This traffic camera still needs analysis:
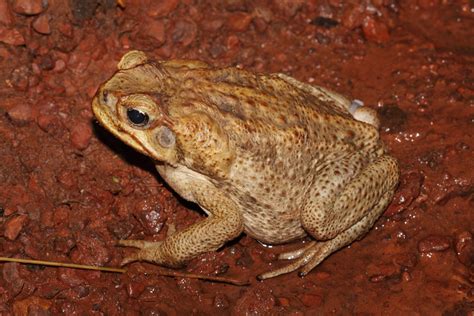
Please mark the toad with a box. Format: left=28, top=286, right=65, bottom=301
left=92, top=50, right=399, bottom=279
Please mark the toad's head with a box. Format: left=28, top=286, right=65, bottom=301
left=92, top=50, right=182, bottom=165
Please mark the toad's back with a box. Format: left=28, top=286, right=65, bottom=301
left=169, top=66, right=380, bottom=153
left=165, top=66, right=383, bottom=243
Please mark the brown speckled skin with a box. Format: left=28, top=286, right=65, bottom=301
left=92, top=51, right=399, bottom=279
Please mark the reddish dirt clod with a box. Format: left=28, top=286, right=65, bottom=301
left=227, top=12, right=253, bottom=32
left=0, top=0, right=14, bottom=25
left=69, top=121, right=92, bottom=150
left=7, top=103, right=34, bottom=123
left=32, top=14, right=51, bottom=35
left=4, top=215, right=29, bottom=240
left=362, top=16, right=390, bottom=43
left=0, top=27, right=25, bottom=46
left=11, top=0, right=45, bottom=16
left=418, top=235, right=451, bottom=253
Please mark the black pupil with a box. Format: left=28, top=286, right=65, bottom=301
left=127, top=108, right=149, bottom=126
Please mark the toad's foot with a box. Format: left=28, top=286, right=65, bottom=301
left=117, top=239, right=163, bottom=266
left=277, top=241, right=316, bottom=260
left=257, top=240, right=338, bottom=280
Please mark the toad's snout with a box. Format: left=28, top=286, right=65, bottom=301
left=92, top=89, right=119, bottom=122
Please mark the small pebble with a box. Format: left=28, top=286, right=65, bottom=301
left=4, top=214, right=28, bottom=240
left=0, top=26, right=25, bottom=46
left=362, top=16, right=390, bottom=43
left=58, top=268, right=85, bottom=287
left=2, top=262, right=24, bottom=294
left=28, top=74, right=39, bottom=88
left=401, top=271, right=412, bottom=282
left=32, top=14, right=51, bottom=35
left=39, top=208, right=53, bottom=228
left=454, top=231, right=474, bottom=267
left=38, top=57, right=53, bottom=73
left=227, top=12, right=253, bottom=32
left=313, top=271, right=331, bottom=281
left=53, top=59, right=66, bottom=72
left=135, top=201, right=165, bottom=235
left=31, top=62, right=42, bottom=74
left=277, top=296, right=290, bottom=307
left=209, top=41, right=225, bottom=59
left=36, top=113, right=56, bottom=132
left=51, top=206, right=69, bottom=227
left=57, top=21, right=73, bottom=38
left=56, top=170, right=77, bottom=188
left=455, top=231, right=473, bottom=253
left=393, top=252, right=418, bottom=268
left=146, top=19, right=166, bottom=46
left=67, top=52, right=91, bottom=75
left=341, top=4, right=365, bottom=29
left=253, top=17, right=267, bottom=32
left=148, top=0, right=179, bottom=18
left=418, top=235, right=451, bottom=253
left=172, top=19, right=197, bottom=47
left=202, top=18, right=224, bottom=32
left=70, top=121, right=92, bottom=150
left=15, top=301, right=50, bottom=316
left=0, top=0, right=13, bottom=25
left=275, top=0, right=305, bottom=17
left=7, top=103, right=33, bottom=123
left=384, top=170, right=423, bottom=217
left=300, top=293, right=323, bottom=307
left=11, top=0, right=45, bottom=15
left=226, top=35, right=240, bottom=50
left=10, top=65, right=31, bottom=91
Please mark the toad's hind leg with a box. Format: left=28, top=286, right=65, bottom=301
left=258, top=191, right=392, bottom=279
left=258, top=154, right=399, bottom=279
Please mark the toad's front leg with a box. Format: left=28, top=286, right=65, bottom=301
left=119, top=188, right=244, bottom=267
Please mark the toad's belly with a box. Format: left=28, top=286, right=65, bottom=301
left=241, top=211, right=307, bottom=244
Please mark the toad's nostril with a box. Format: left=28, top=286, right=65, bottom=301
left=102, top=90, right=109, bottom=104
left=100, top=90, right=118, bottom=108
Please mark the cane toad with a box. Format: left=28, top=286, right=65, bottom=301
left=92, top=50, right=399, bottom=279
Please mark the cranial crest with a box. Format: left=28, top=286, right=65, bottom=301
left=118, top=50, right=149, bottom=70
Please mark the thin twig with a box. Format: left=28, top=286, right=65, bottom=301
left=0, top=257, right=250, bottom=285
left=0, top=257, right=126, bottom=273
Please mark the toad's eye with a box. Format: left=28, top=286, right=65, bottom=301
left=127, top=108, right=149, bottom=126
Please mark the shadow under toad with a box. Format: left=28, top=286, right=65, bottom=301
left=92, top=121, right=204, bottom=216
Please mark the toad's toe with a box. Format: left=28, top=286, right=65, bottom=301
left=117, top=239, right=163, bottom=266
left=277, top=241, right=316, bottom=260
left=257, top=241, right=336, bottom=280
